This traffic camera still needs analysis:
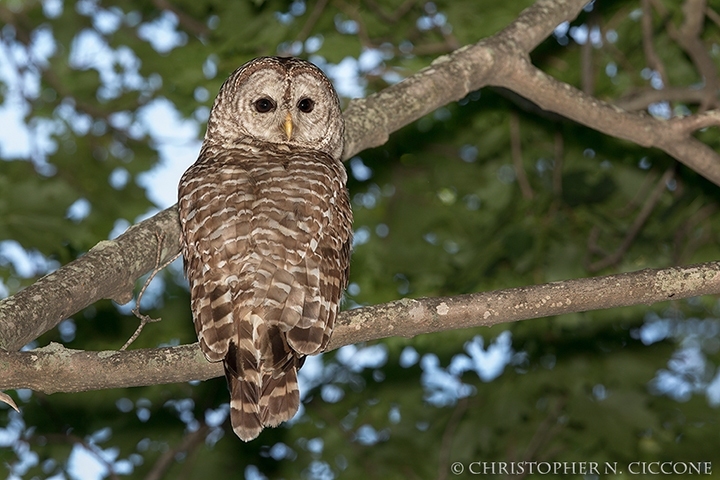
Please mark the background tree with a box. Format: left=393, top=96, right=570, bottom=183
left=1, top=0, right=720, bottom=478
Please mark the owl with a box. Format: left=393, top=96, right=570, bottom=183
left=177, top=56, right=352, bottom=441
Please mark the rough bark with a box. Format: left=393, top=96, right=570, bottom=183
left=0, top=208, right=181, bottom=351
left=3, top=261, right=720, bottom=393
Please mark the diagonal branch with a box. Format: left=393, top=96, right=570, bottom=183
left=669, top=0, right=719, bottom=112
left=587, top=168, right=674, bottom=272
left=144, top=423, right=211, bottom=480
left=0, top=207, right=181, bottom=351
left=3, top=260, right=720, bottom=394
left=641, top=0, right=669, bottom=87
left=496, top=54, right=720, bottom=185
left=341, top=0, right=589, bottom=157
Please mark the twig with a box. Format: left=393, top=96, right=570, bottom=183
left=641, top=0, right=669, bottom=87
left=580, top=10, right=598, bottom=95
left=437, top=397, right=469, bottom=480
left=615, top=86, right=710, bottom=111
left=497, top=54, right=720, bottom=186
left=296, top=0, right=329, bottom=42
left=509, top=112, right=534, bottom=200
left=510, top=397, right=566, bottom=480
left=363, top=0, right=416, bottom=24
left=144, top=424, right=210, bottom=480
left=668, top=0, right=719, bottom=112
left=552, top=129, right=563, bottom=197
left=151, top=0, right=210, bottom=37
left=334, top=0, right=455, bottom=56
left=587, top=168, right=674, bottom=272
left=673, top=203, right=717, bottom=264
left=0, top=205, right=182, bottom=352
left=707, top=6, right=720, bottom=28
left=586, top=226, right=608, bottom=257
left=672, top=109, right=720, bottom=135
left=121, top=232, right=180, bottom=351
left=616, top=170, right=659, bottom=217
left=333, top=0, right=375, bottom=49
left=521, top=398, right=565, bottom=462
left=313, top=396, right=379, bottom=475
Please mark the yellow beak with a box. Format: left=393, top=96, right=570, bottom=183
left=284, top=112, right=293, bottom=140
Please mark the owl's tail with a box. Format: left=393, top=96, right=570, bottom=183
left=225, top=358, right=263, bottom=442
left=224, top=342, right=301, bottom=442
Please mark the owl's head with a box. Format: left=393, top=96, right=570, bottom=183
left=205, top=56, right=345, bottom=160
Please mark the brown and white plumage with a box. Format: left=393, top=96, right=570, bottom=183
left=177, top=57, right=352, bottom=441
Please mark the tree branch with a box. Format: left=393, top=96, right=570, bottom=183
left=144, top=423, right=211, bottom=480
left=342, top=0, right=589, bottom=157
left=641, top=0, right=669, bottom=87
left=669, top=0, right=719, bottom=112
left=0, top=207, right=181, bottom=351
left=615, top=86, right=711, bottom=111
left=496, top=55, right=720, bottom=185
left=3, top=261, right=720, bottom=394
left=587, top=168, right=674, bottom=272
left=151, top=0, right=210, bottom=37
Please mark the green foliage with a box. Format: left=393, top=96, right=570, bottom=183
left=2, top=0, right=720, bottom=478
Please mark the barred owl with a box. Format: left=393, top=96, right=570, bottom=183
left=177, top=56, right=352, bottom=441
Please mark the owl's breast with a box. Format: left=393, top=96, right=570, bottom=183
left=243, top=157, right=337, bottom=257
left=179, top=148, right=346, bottom=276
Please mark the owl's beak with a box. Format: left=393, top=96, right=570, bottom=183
left=284, top=112, right=293, bottom=140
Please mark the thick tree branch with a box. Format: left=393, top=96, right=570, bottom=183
left=496, top=55, right=720, bottom=185
left=342, top=0, right=589, bottom=157
left=0, top=207, right=181, bottom=351
left=2, top=261, right=720, bottom=393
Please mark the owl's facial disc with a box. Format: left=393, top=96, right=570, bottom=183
left=210, top=57, right=343, bottom=159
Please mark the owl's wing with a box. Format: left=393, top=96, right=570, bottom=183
left=263, top=151, right=352, bottom=356
left=231, top=150, right=351, bottom=439
left=179, top=149, right=351, bottom=441
left=178, top=160, right=256, bottom=363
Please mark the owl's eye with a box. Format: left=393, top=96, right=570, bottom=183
left=254, top=98, right=276, bottom=113
left=297, top=98, right=315, bottom=113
